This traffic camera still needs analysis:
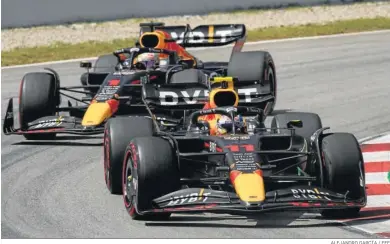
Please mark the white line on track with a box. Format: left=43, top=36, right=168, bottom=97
left=363, top=151, right=390, bottom=163
left=366, top=195, right=390, bottom=208
left=348, top=223, right=390, bottom=237
left=362, top=134, right=390, bottom=144
left=359, top=132, right=390, bottom=144
left=365, top=172, right=389, bottom=184
left=2, top=29, right=390, bottom=70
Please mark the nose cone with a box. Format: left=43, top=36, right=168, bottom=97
left=81, top=102, right=113, bottom=127
left=230, top=170, right=265, bottom=203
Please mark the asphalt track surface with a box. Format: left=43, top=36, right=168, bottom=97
left=2, top=31, right=390, bottom=238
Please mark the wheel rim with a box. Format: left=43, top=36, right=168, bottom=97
left=123, top=154, right=136, bottom=209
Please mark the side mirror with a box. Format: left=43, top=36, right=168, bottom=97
left=80, top=61, right=92, bottom=69
left=287, top=120, right=303, bottom=128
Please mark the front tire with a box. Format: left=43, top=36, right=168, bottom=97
left=103, top=117, right=155, bottom=194
left=123, top=137, right=180, bottom=220
left=19, top=72, right=58, bottom=140
left=320, top=133, right=366, bottom=218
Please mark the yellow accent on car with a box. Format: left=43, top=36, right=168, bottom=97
left=198, top=188, right=205, bottom=200
left=233, top=172, right=265, bottom=202
left=81, top=102, right=112, bottom=126
left=209, top=77, right=239, bottom=108
left=208, top=26, right=214, bottom=43
left=139, top=31, right=166, bottom=49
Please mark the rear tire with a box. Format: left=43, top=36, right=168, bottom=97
left=271, top=112, right=322, bottom=174
left=19, top=72, right=58, bottom=140
left=94, top=54, right=119, bottom=73
left=80, top=54, right=118, bottom=93
left=103, top=116, right=155, bottom=194
left=228, top=51, right=277, bottom=115
left=123, top=137, right=180, bottom=220
left=271, top=112, right=322, bottom=143
left=320, top=133, right=366, bottom=218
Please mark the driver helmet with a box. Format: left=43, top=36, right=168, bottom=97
left=216, top=114, right=247, bottom=135
left=134, top=52, right=160, bottom=69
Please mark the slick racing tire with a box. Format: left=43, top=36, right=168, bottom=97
left=103, top=116, right=154, bottom=194
left=19, top=72, right=58, bottom=140
left=271, top=112, right=322, bottom=144
left=320, top=133, right=366, bottom=218
left=93, top=54, right=119, bottom=73
left=271, top=112, right=322, bottom=174
left=80, top=54, right=118, bottom=93
left=123, top=136, right=180, bottom=220
left=227, top=51, right=276, bottom=115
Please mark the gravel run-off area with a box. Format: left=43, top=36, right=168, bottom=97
left=2, top=1, right=390, bottom=51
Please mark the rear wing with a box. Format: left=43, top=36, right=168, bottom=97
left=139, top=22, right=246, bottom=48
left=141, top=80, right=274, bottom=111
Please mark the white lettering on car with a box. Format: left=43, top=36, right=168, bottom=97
left=237, top=88, right=257, bottom=102
left=291, top=188, right=331, bottom=201
left=33, top=117, right=64, bottom=129
left=182, top=90, right=202, bottom=104
left=159, top=90, right=209, bottom=105
left=216, top=30, right=233, bottom=43
left=168, top=29, right=234, bottom=44
left=166, top=192, right=211, bottom=206
left=169, top=31, right=205, bottom=44
left=159, top=91, right=179, bottom=105
left=159, top=88, right=257, bottom=105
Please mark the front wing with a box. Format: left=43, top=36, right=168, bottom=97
left=137, top=186, right=366, bottom=216
left=3, top=98, right=104, bottom=136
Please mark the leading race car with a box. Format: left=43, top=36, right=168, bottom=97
left=3, top=22, right=277, bottom=140
left=104, top=76, right=367, bottom=220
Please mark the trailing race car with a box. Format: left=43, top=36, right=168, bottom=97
left=3, top=22, right=277, bottom=140
left=104, top=77, right=366, bottom=220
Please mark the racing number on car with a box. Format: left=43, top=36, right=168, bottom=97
left=224, top=144, right=254, bottom=152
